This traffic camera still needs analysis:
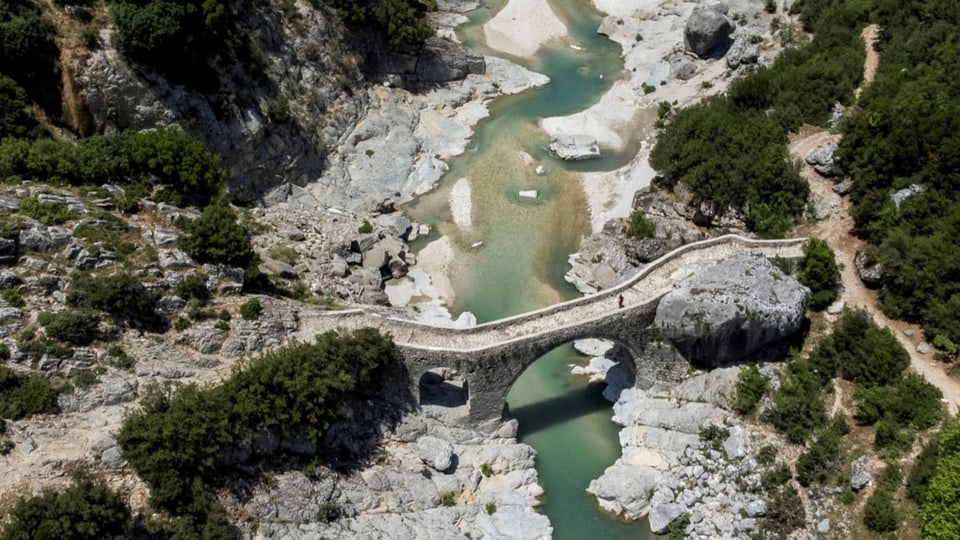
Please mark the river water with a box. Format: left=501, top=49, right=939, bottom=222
left=407, top=0, right=651, bottom=537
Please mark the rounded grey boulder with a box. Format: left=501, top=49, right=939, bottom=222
left=684, top=4, right=736, bottom=57
left=654, top=254, right=810, bottom=367
left=418, top=435, right=456, bottom=472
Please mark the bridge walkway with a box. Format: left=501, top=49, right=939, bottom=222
left=297, top=235, right=807, bottom=354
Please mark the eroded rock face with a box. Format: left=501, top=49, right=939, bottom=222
left=684, top=4, right=735, bottom=57
left=654, top=254, right=810, bottom=367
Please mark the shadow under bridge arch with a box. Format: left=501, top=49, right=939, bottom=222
left=461, top=304, right=659, bottom=425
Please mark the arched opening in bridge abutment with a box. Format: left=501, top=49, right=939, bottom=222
left=418, top=368, right=469, bottom=409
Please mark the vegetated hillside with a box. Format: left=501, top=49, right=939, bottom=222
left=649, top=0, right=868, bottom=237
left=836, top=0, right=960, bottom=349
left=2, top=0, right=443, bottom=203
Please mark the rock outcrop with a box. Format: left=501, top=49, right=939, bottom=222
left=684, top=4, right=735, bottom=57
left=548, top=134, right=601, bottom=160
left=588, top=367, right=779, bottom=538
left=726, top=37, right=759, bottom=69
left=654, top=254, right=810, bottom=367
left=855, top=251, right=883, bottom=287
left=805, top=142, right=839, bottom=176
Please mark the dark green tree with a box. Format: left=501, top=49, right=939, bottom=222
left=797, top=239, right=839, bottom=310
left=179, top=202, right=258, bottom=274
left=0, top=473, right=131, bottom=540
left=66, top=272, right=160, bottom=329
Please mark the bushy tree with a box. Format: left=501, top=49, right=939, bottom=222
left=921, top=416, right=960, bottom=538
left=179, top=202, right=258, bottom=274
left=809, top=310, right=909, bottom=387
left=38, top=309, right=101, bottom=346
left=733, top=364, right=768, bottom=415
left=110, top=0, right=234, bottom=86
left=0, top=473, right=131, bottom=540
left=67, top=272, right=160, bottom=329
left=797, top=239, right=839, bottom=310
left=0, top=76, right=43, bottom=139
left=863, top=488, right=898, bottom=532
left=768, top=357, right=826, bottom=444
left=0, top=366, right=61, bottom=419
left=625, top=210, right=656, bottom=239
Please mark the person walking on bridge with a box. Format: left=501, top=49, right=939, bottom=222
left=618, top=294, right=624, bottom=308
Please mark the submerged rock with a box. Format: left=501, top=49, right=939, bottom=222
left=548, top=135, right=601, bottom=160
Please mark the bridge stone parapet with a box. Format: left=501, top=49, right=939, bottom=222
left=297, top=235, right=807, bottom=424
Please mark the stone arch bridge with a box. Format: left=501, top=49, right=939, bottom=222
left=297, top=235, right=806, bottom=425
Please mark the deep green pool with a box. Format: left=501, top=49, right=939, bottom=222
left=407, top=0, right=651, bottom=537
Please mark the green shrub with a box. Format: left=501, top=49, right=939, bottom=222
left=480, top=463, right=493, bottom=477
left=37, top=309, right=101, bottom=345
left=757, top=445, right=777, bottom=466
left=485, top=502, right=497, bottom=515
left=666, top=513, right=690, bottom=540
left=809, top=310, right=909, bottom=387
left=71, top=368, right=101, bottom=390
left=173, top=316, right=191, bottom=331
left=0, top=365, right=63, bottom=419
left=107, top=345, right=135, bottom=370
left=79, top=25, right=98, bottom=49
left=18, top=196, right=75, bottom=225
left=863, top=488, right=898, bottom=532
left=761, top=462, right=792, bottom=492
left=763, top=486, right=805, bottom=536
left=768, top=356, right=826, bottom=444
left=333, top=0, right=434, bottom=49
left=67, top=272, right=160, bottom=329
left=908, top=437, right=940, bottom=504
left=625, top=210, right=656, bottom=239
left=174, top=273, right=211, bottom=303
left=179, top=202, right=258, bottom=274
left=439, top=492, right=455, bottom=506
left=855, top=372, right=942, bottom=429
left=795, top=426, right=842, bottom=486
left=240, top=298, right=262, bottom=320
left=1, top=288, right=24, bottom=308
left=0, top=472, right=131, bottom=540
left=72, top=224, right=136, bottom=262
left=733, top=364, right=768, bottom=415
left=358, top=220, right=373, bottom=234
left=0, top=76, right=44, bottom=140
left=797, top=239, right=840, bottom=310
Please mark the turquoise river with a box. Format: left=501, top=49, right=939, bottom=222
left=407, top=0, right=652, bottom=537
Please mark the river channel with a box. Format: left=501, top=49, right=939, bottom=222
left=407, top=0, right=651, bottom=537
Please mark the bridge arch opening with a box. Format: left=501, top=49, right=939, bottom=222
left=502, top=339, right=637, bottom=434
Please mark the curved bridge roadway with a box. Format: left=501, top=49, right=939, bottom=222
left=298, top=235, right=806, bottom=424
